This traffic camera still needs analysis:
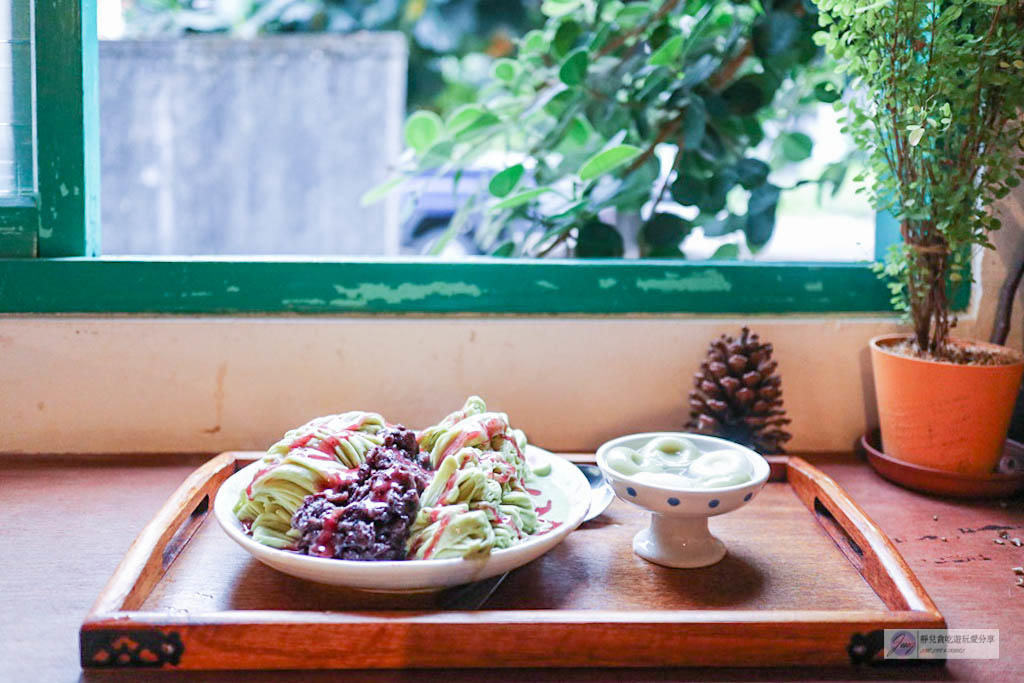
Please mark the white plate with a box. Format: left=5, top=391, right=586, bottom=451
left=213, top=445, right=590, bottom=591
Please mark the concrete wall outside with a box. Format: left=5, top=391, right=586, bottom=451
left=99, top=34, right=406, bottom=256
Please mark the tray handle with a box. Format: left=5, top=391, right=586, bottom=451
left=86, top=452, right=241, bottom=616
left=785, top=457, right=943, bottom=621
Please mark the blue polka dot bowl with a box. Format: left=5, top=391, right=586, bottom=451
left=596, top=432, right=770, bottom=569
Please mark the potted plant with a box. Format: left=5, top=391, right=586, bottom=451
left=817, top=0, right=1024, bottom=477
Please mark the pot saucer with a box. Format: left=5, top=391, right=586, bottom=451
left=860, top=429, right=1024, bottom=498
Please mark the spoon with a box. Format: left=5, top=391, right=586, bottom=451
left=577, top=463, right=614, bottom=522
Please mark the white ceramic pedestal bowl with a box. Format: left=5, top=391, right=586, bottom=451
left=596, top=432, right=771, bottom=569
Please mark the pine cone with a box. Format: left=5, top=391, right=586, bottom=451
left=686, top=327, right=792, bottom=454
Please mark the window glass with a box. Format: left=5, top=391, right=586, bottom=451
left=95, top=1, right=873, bottom=261
left=0, top=0, right=34, bottom=197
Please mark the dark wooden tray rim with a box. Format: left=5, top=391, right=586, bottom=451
left=80, top=452, right=945, bottom=670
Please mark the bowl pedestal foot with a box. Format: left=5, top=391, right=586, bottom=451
left=632, top=513, right=726, bottom=568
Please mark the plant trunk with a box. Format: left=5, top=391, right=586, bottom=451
left=905, top=220, right=951, bottom=356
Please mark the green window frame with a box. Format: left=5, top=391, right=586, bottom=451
left=0, top=0, right=964, bottom=315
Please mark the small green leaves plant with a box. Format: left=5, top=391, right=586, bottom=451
left=372, top=0, right=843, bottom=258
left=818, top=0, right=1024, bottom=356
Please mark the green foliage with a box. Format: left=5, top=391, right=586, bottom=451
left=375, top=0, right=843, bottom=258
left=125, top=0, right=542, bottom=110
left=818, top=0, right=1024, bottom=353
left=404, top=110, right=444, bottom=154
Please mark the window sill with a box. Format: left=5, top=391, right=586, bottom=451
left=0, top=256, right=917, bottom=314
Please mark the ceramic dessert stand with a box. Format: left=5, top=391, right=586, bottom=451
left=597, top=432, right=771, bottom=568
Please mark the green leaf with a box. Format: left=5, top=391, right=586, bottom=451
left=721, top=75, right=767, bottom=116
left=553, top=20, right=582, bottom=57
left=542, top=88, right=575, bottom=117
left=701, top=213, right=745, bottom=237
left=670, top=172, right=735, bottom=213
left=702, top=172, right=735, bottom=213
left=490, top=187, right=552, bottom=210
left=416, top=140, right=455, bottom=171
left=735, top=158, right=770, bottom=189
left=681, top=97, right=707, bottom=150
left=748, top=184, right=781, bottom=215
left=753, top=12, right=801, bottom=58
left=404, top=111, right=443, bottom=154
left=670, top=174, right=706, bottom=207
left=908, top=127, right=924, bottom=147
left=711, top=243, right=740, bottom=260
left=541, top=0, right=583, bottom=18
left=615, top=3, right=650, bottom=27
left=640, top=213, right=692, bottom=257
left=576, top=219, right=624, bottom=257
left=566, top=116, right=590, bottom=146
left=544, top=199, right=588, bottom=219
left=453, top=112, right=501, bottom=141
left=636, top=68, right=672, bottom=103
left=559, top=48, right=589, bottom=86
left=648, top=22, right=672, bottom=50
left=445, top=105, right=485, bottom=135
left=648, top=34, right=683, bottom=67
left=589, top=100, right=631, bottom=138
left=522, top=30, right=547, bottom=53
left=781, top=132, right=813, bottom=162
left=579, top=144, right=643, bottom=181
left=491, top=241, right=516, bottom=257
left=813, top=82, right=841, bottom=103
left=745, top=208, right=776, bottom=247
left=742, top=116, right=765, bottom=147
left=488, top=164, right=525, bottom=198
left=360, top=175, right=404, bottom=206
left=937, top=4, right=962, bottom=28
left=680, top=54, right=721, bottom=89
left=589, top=22, right=612, bottom=51
left=492, top=59, right=520, bottom=83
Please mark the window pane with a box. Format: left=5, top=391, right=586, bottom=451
left=98, top=34, right=405, bottom=255
left=0, top=0, right=34, bottom=197
left=96, top=3, right=874, bottom=261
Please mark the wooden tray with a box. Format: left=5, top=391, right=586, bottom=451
left=80, top=452, right=945, bottom=670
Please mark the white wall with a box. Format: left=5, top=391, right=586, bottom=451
left=2, top=238, right=1020, bottom=456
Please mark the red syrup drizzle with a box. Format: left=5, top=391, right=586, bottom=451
left=421, top=514, right=452, bottom=560
left=439, top=469, right=460, bottom=503
left=310, top=507, right=344, bottom=557
left=524, top=486, right=542, bottom=496
left=290, top=431, right=349, bottom=457
left=540, top=521, right=563, bottom=535
left=289, top=414, right=368, bottom=455
left=438, top=415, right=508, bottom=461
left=303, top=452, right=339, bottom=462
left=245, top=462, right=280, bottom=498
left=535, top=499, right=553, bottom=516
left=244, top=451, right=359, bottom=499
left=325, top=467, right=361, bottom=489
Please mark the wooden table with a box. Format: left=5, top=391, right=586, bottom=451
left=2, top=453, right=1021, bottom=682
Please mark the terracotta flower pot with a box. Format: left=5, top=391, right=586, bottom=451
left=869, top=334, right=1024, bottom=476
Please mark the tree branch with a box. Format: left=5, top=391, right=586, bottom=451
left=598, top=0, right=681, bottom=57
left=709, top=41, right=753, bottom=92
left=651, top=139, right=685, bottom=215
